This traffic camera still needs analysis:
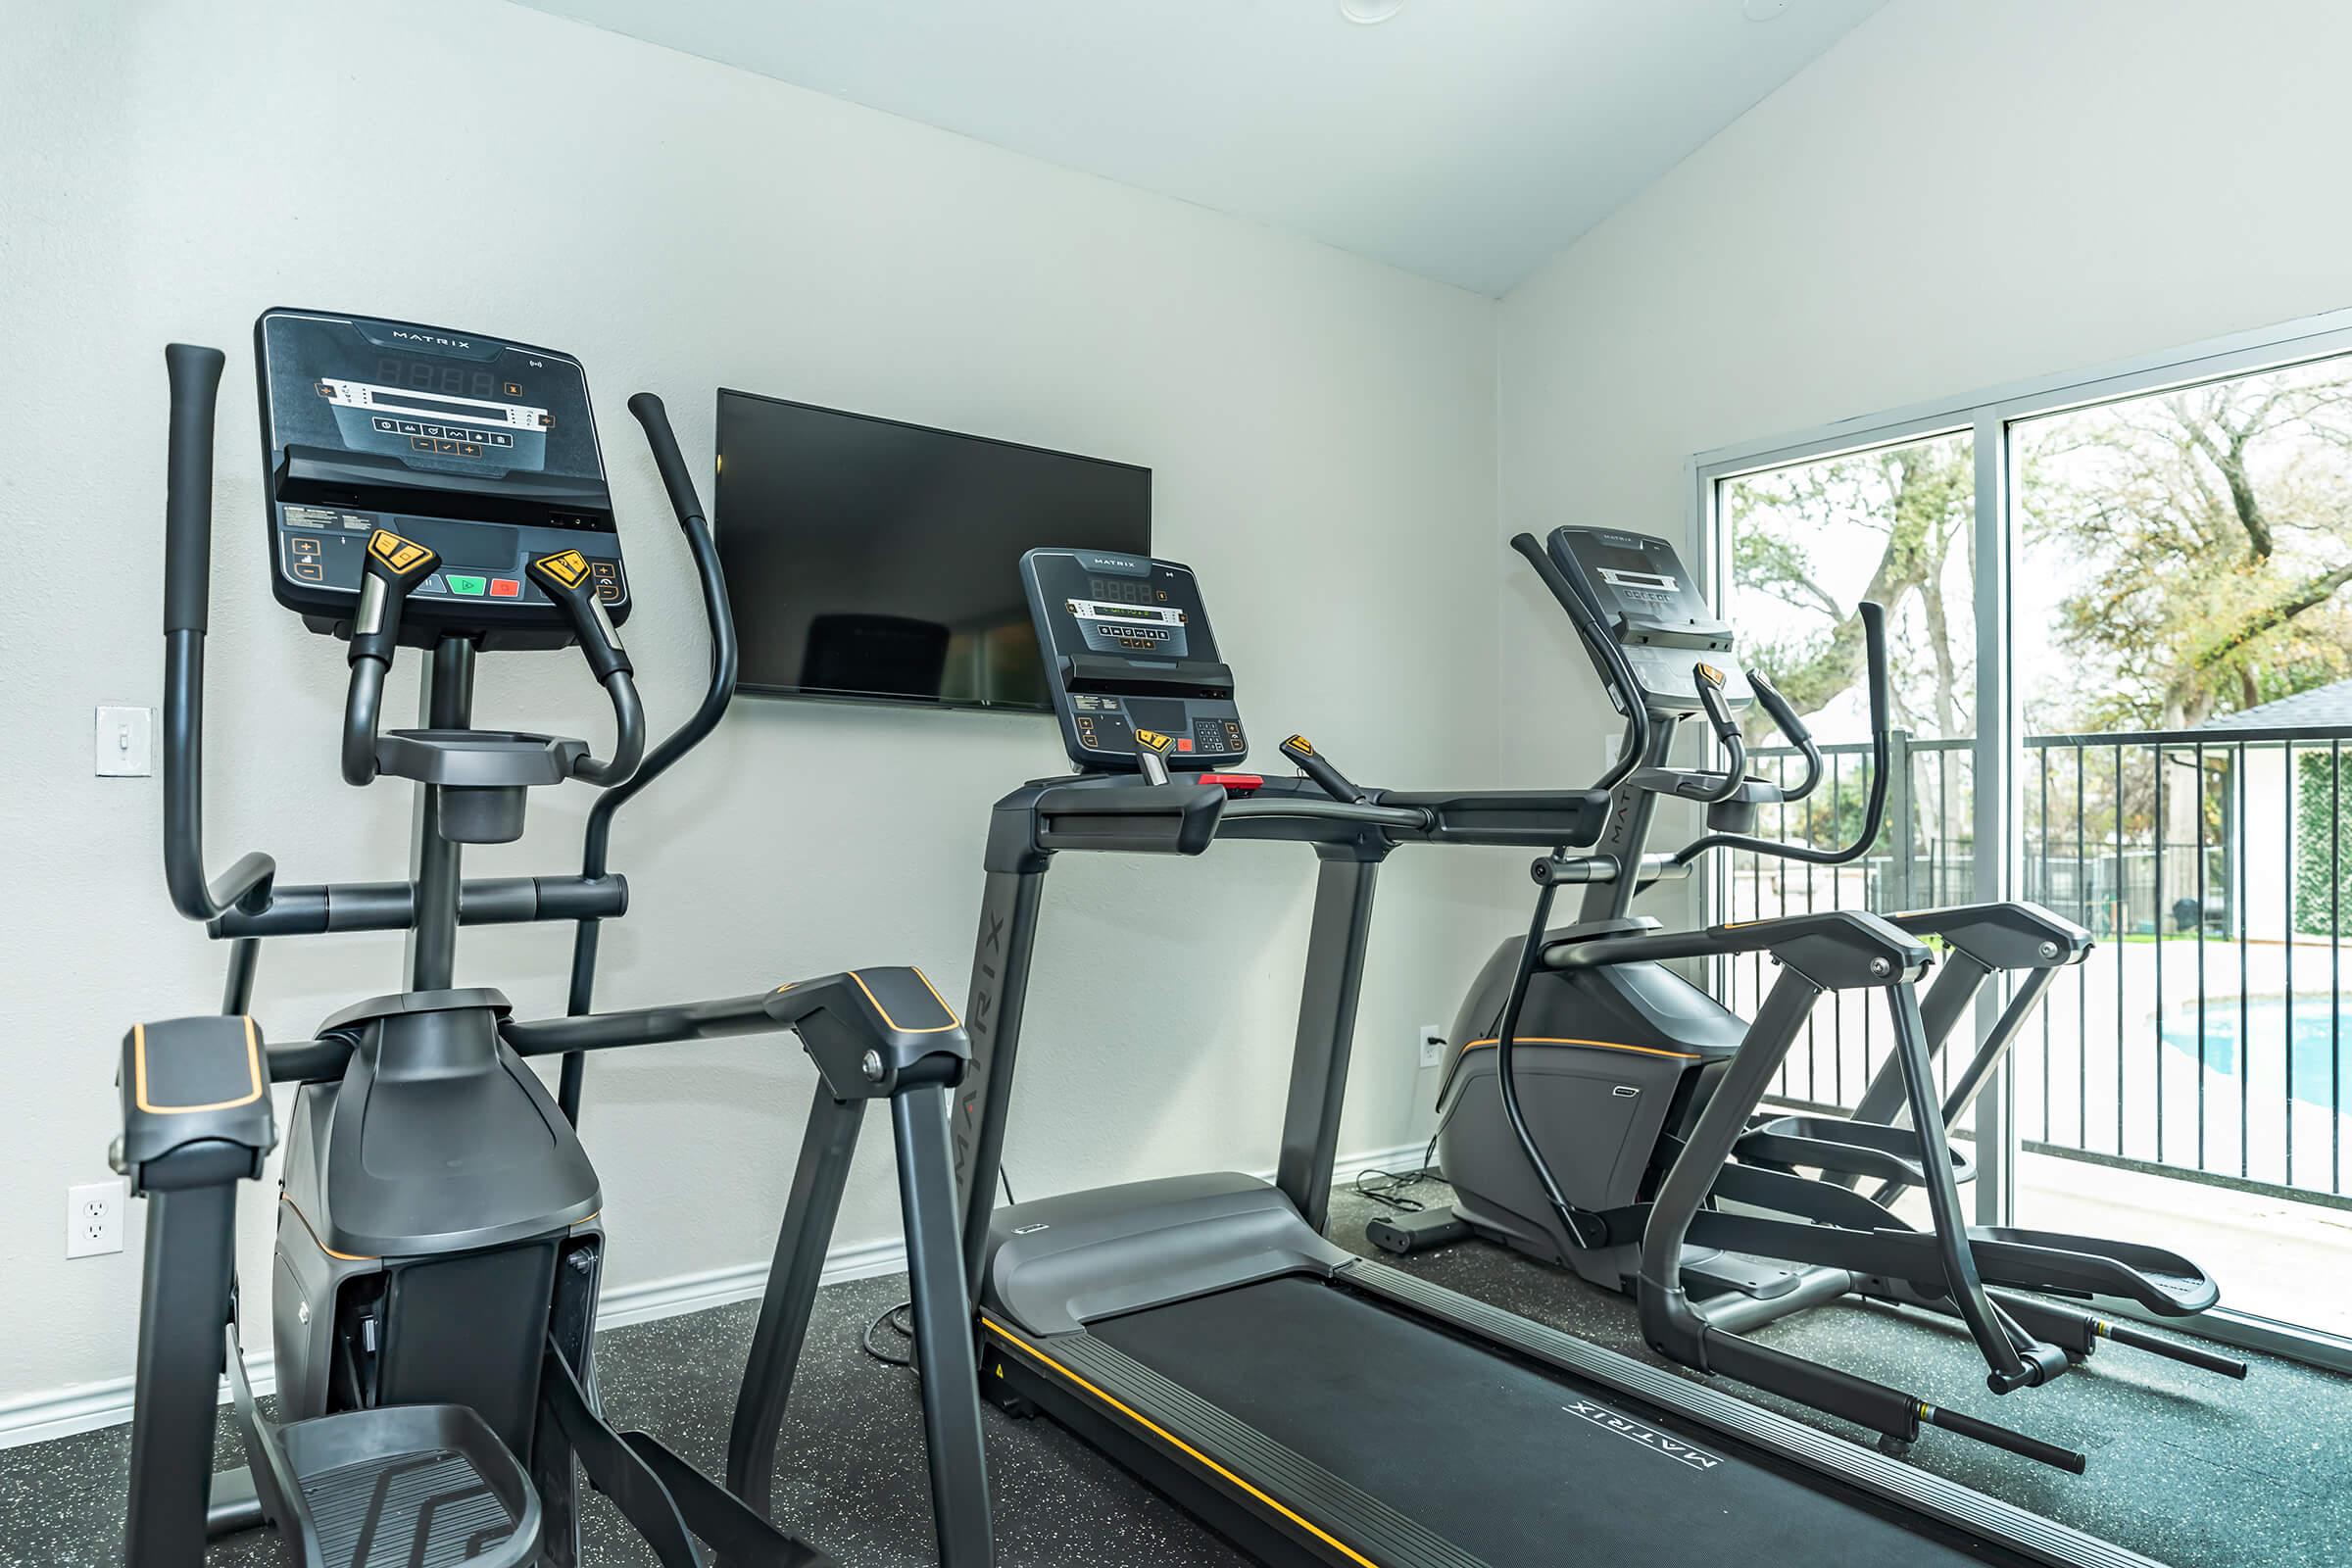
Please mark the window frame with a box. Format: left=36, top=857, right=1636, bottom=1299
left=1688, top=305, right=2352, bottom=1374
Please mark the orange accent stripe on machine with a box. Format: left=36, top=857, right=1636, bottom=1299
left=979, top=1316, right=1384, bottom=1568
left=849, top=968, right=963, bottom=1033
left=133, top=1017, right=266, bottom=1114
left=1457, top=1035, right=1701, bottom=1062
left=279, top=1197, right=378, bottom=1262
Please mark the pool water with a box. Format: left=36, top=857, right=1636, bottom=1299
left=2160, top=996, right=2352, bottom=1108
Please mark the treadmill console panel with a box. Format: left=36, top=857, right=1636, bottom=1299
left=1547, top=526, right=1748, bottom=713
left=1022, top=550, right=1246, bottom=771
left=257, top=309, right=628, bottom=649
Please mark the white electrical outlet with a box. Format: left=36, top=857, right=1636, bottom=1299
left=67, top=1179, right=126, bottom=1258
left=1418, top=1023, right=1447, bottom=1069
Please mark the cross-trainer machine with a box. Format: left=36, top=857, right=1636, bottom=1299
left=947, top=546, right=2168, bottom=1567
left=117, top=314, right=995, bottom=1567
left=1372, top=525, right=2241, bottom=1472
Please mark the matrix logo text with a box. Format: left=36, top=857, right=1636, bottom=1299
left=1562, top=1401, right=1723, bottom=1472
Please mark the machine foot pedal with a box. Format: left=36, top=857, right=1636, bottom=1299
left=268, top=1404, right=540, bottom=1567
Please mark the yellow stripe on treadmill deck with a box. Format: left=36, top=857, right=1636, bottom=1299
left=979, top=1315, right=1385, bottom=1568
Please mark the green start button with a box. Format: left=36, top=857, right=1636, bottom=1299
left=446, top=574, right=488, bottom=597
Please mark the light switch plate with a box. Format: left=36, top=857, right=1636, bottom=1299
left=95, top=706, right=154, bottom=777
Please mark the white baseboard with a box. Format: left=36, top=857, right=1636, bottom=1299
left=0, top=1141, right=1428, bottom=1452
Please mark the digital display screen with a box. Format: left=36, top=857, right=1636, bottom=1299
left=1088, top=605, right=1158, bottom=622
left=374, top=356, right=516, bottom=404
left=1089, top=576, right=1153, bottom=605
left=375, top=390, right=514, bottom=424
left=716, top=392, right=1151, bottom=711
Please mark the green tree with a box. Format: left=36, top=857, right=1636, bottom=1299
left=2020, top=368, right=2352, bottom=732
left=1727, top=433, right=1977, bottom=742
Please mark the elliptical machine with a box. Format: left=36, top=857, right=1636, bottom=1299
left=1372, top=524, right=2241, bottom=1471
left=118, top=315, right=995, bottom=1567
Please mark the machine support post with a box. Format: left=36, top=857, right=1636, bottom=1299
left=1883, top=981, right=2036, bottom=1386
left=955, top=868, right=1047, bottom=1293
left=893, top=1078, right=999, bottom=1566
left=1937, top=963, right=2059, bottom=1126
left=1274, top=852, right=1381, bottom=1233
left=124, top=1183, right=238, bottom=1568
left=406, top=636, right=476, bottom=992
left=724, top=1089, right=866, bottom=1515
left=220, top=936, right=261, bottom=1016
left=1582, top=721, right=1676, bottom=923
left=1639, top=964, right=1820, bottom=1357
left=1846, top=949, right=1989, bottom=1130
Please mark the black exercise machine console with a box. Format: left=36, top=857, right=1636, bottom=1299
left=260, top=311, right=627, bottom=644
left=1024, top=549, right=1247, bottom=770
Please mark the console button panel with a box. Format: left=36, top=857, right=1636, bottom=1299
left=1023, top=549, right=1245, bottom=773
left=257, top=310, right=627, bottom=650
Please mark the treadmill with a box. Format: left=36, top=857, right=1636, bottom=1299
left=948, top=547, right=2166, bottom=1568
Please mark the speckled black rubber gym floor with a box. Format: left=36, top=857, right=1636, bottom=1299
left=2, top=1179, right=2343, bottom=1565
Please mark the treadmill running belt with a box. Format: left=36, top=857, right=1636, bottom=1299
left=1092, top=1276, right=1981, bottom=1568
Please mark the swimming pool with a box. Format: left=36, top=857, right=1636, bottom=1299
left=2160, top=996, right=2352, bottom=1108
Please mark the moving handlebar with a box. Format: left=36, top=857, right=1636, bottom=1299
left=163, top=344, right=276, bottom=923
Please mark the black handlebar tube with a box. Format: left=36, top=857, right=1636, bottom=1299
left=557, top=393, right=736, bottom=1122
left=569, top=670, right=648, bottom=787
left=1493, top=878, right=1611, bottom=1253
left=628, top=391, right=708, bottom=536
left=339, top=658, right=389, bottom=786
left=1672, top=600, right=1892, bottom=869
left=164, top=345, right=221, bottom=639
left=1512, top=532, right=1649, bottom=793
left=1691, top=669, right=1748, bottom=805
left=1279, top=736, right=1368, bottom=805
left=162, top=344, right=278, bottom=923
left=1746, top=668, right=1825, bottom=802
left=208, top=873, right=628, bottom=939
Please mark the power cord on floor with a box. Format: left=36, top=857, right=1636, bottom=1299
left=1352, top=1132, right=1441, bottom=1211
left=862, top=1300, right=917, bottom=1367
left=860, top=1166, right=1019, bottom=1372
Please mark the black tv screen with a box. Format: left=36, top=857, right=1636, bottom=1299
left=713, top=391, right=1152, bottom=712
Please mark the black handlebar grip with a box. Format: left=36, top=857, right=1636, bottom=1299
left=627, top=393, right=708, bottom=529
left=1280, top=734, right=1367, bottom=804
left=164, top=344, right=226, bottom=635
left=528, top=550, right=634, bottom=682
left=1746, top=668, right=1811, bottom=747
left=1693, top=664, right=1738, bottom=740
left=1510, top=532, right=1587, bottom=625
left=1859, top=600, right=1892, bottom=734
left=349, top=529, right=441, bottom=665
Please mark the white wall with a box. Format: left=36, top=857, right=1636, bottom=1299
left=1497, top=0, right=2352, bottom=901
left=0, top=0, right=1505, bottom=1417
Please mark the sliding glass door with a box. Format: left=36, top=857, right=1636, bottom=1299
left=2007, top=359, right=2352, bottom=1342
left=1697, top=311, right=2352, bottom=1364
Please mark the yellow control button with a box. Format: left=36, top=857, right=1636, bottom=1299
left=532, top=549, right=592, bottom=591
left=1134, top=729, right=1174, bottom=755
left=368, top=529, right=435, bottom=577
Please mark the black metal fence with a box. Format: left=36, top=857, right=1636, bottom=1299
left=1721, top=725, right=2352, bottom=1204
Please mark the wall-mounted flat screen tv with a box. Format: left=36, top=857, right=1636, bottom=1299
left=713, top=390, right=1152, bottom=713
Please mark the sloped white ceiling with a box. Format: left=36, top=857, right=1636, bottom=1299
left=516, top=0, right=1886, bottom=295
